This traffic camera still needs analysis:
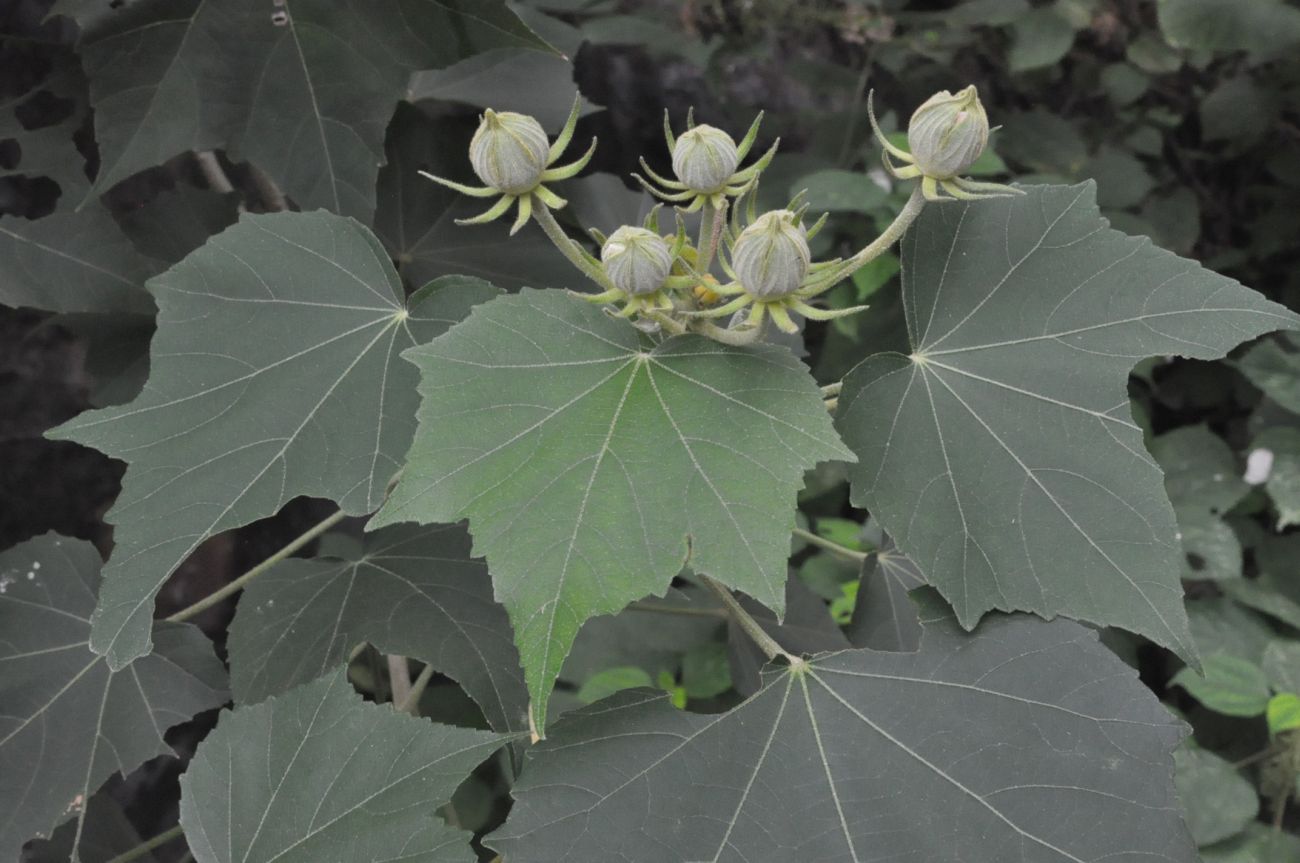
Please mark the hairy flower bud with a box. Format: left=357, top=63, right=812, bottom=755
left=732, top=210, right=810, bottom=300
left=468, top=109, right=550, bottom=195
left=602, top=226, right=673, bottom=296
left=907, top=86, right=989, bottom=180
left=672, top=125, right=740, bottom=193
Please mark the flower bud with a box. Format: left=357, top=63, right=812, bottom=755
left=732, top=210, right=810, bottom=300
left=468, top=109, right=550, bottom=195
left=906, top=85, right=989, bottom=180
left=671, top=125, right=740, bottom=193
left=602, top=226, right=673, bottom=296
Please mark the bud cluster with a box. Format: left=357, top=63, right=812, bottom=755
left=423, top=84, right=1021, bottom=341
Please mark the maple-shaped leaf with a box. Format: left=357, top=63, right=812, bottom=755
left=0, top=534, right=227, bottom=862
left=227, top=523, right=528, bottom=732
left=49, top=211, right=499, bottom=669
left=489, top=613, right=1195, bottom=862
left=372, top=289, right=853, bottom=731
left=77, top=0, right=548, bottom=221
left=836, top=183, right=1299, bottom=661
left=180, top=671, right=503, bottom=863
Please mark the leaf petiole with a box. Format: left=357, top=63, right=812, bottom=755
left=700, top=574, right=793, bottom=663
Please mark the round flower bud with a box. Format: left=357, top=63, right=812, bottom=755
left=906, top=85, right=989, bottom=180
left=601, top=226, right=673, bottom=296
left=671, top=125, right=740, bottom=193
left=732, top=210, right=810, bottom=300
left=468, top=109, right=550, bottom=195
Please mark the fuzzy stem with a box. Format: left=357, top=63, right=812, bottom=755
left=699, top=575, right=790, bottom=662
left=646, top=310, right=687, bottom=335
left=398, top=664, right=435, bottom=715
left=165, top=509, right=349, bottom=623
left=532, top=201, right=616, bottom=292
left=812, top=186, right=925, bottom=292
left=103, top=824, right=184, bottom=863
left=696, top=199, right=727, bottom=276
left=688, top=319, right=761, bottom=345
left=793, top=526, right=867, bottom=562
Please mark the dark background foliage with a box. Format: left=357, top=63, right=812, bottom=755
left=3, top=0, right=1299, bottom=859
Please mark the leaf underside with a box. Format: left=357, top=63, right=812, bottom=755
left=179, top=671, right=502, bottom=863
left=227, top=523, right=528, bottom=732
left=490, top=614, right=1195, bottom=863
left=0, top=534, right=228, bottom=862
left=48, top=210, right=499, bottom=669
left=372, top=288, right=854, bottom=730
left=836, top=183, right=1299, bottom=661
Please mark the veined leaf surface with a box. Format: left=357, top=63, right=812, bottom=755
left=372, top=289, right=853, bottom=730
left=837, top=183, right=1299, bottom=660
left=49, top=211, right=499, bottom=668
left=490, top=614, right=1195, bottom=862
left=0, top=534, right=227, bottom=862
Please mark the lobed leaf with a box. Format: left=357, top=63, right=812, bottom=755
left=372, top=288, right=853, bottom=730
left=49, top=211, right=499, bottom=669
left=227, top=523, right=528, bottom=732
left=0, top=534, right=227, bottom=862
left=179, top=671, right=503, bottom=863
left=78, top=0, right=549, bottom=221
left=836, top=183, right=1299, bottom=662
left=490, top=614, right=1196, bottom=862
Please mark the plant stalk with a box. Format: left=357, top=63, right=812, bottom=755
left=165, top=509, right=349, bottom=623
left=398, top=663, right=435, bottom=715
left=103, top=824, right=184, bottom=863
left=532, top=200, right=617, bottom=292
left=793, top=526, right=867, bottom=562
left=699, top=575, right=790, bottom=662
left=810, top=185, right=925, bottom=291
left=696, top=199, right=727, bottom=276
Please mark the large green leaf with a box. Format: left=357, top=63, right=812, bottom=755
left=489, top=614, right=1194, bottom=862
left=836, top=183, right=1299, bottom=661
left=1158, top=0, right=1300, bottom=58
left=78, top=0, right=547, bottom=220
left=48, top=211, right=500, bottom=669
left=1153, top=425, right=1250, bottom=582
left=372, top=288, right=853, bottom=729
left=0, top=205, right=160, bottom=315
left=0, top=534, right=227, bottom=862
left=847, top=540, right=926, bottom=651
left=179, top=671, right=502, bottom=863
left=227, top=523, right=528, bottom=732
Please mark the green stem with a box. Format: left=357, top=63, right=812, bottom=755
left=699, top=575, right=790, bottom=662
left=398, top=663, right=435, bottom=715
left=793, top=526, right=867, bottom=562
left=808, top=186, right=925, bottom=293
left=104, top=824, right=184, bottom=863
left=532, top=201, right=616, bottom=292
left=165, top=509, right=349, bottom=623
left=695, top=199, right=727, bottom=276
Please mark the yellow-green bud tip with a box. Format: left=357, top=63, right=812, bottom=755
left=907, top=85, right=989, bottom=180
